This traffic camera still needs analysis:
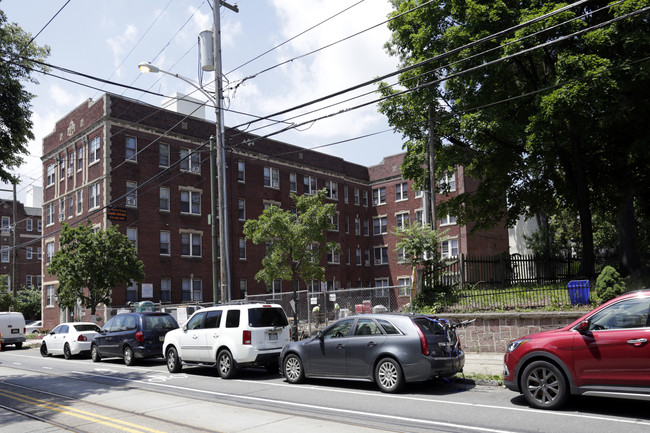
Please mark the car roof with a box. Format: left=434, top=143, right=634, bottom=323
left=194, top=303, right=284, bottom=312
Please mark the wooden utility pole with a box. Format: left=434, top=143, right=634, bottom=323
left=427, top=105, right=436, bottom=228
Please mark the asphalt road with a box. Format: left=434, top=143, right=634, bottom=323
left=1, top=345, right=649, bottom=433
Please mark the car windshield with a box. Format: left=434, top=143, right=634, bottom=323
left=143, top=314, right=178, bottom=331
left=73, top=324, right=100, bottom=332
left=248, top=307, right=288, bottom=327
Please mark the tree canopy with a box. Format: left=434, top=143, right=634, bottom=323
left=378, top=0, right=650, bottom=277
left=47, top=222, right=145, bottom=315
left=0, top=8, right=50, bottom=183
left=243, top=189, right=337, bottom=338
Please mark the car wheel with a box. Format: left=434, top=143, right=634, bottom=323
left=123, top=346, right=136, bottom=366
left=521, top=360, right=569, bottom=410
left=375, top=358, right=404, bottom=393
left=217, top=349, right=237, bottom=379
left=40, top=342, right=49, bottom=357
left=63, top=343, right=72, bottom=360
left=15, top=342, right=23, bottom=350
left=283, top=354, right=305, bottom=384
left=91, top=344, right=102, bottom=362
left=166, top=347, right=182, bottom=373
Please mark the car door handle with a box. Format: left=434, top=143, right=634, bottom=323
left=627, top=338, right=648, bottom=346
left=337, top=344, right=346, bottom=349
left=367, top=341, right=376, bottom=347
left=192, top=334, right=198, bottom=339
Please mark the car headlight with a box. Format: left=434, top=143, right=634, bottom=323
left=506, top=338, right=530, bottom=353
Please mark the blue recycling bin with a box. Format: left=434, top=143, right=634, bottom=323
left=567, top=280, right=590, bottom=305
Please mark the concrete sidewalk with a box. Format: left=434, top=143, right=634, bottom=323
left=462, top=352, right=504, bottom=377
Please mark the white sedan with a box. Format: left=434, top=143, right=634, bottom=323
left=25, top=320, right=43, bottom=335
left=40, top=322, right=101, bottom=359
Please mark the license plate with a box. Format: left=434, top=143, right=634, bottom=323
left=268, top=332, right=277, bottom=341
left=11, top=329, right=19, bottom=334
left=159, top=336, right=165, bottom=342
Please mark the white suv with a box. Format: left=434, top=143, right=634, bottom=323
left=163, top=303, right=290, bottom=378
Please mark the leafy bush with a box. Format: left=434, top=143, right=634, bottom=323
left=595, top=266, right=626, bottom=303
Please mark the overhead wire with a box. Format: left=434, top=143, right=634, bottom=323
left=17, top=0, right=71, bottom=57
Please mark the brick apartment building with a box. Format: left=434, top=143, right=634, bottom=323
left=40, top=93, right=508, bottom=329
left=0, top=187, right=42, bottom=296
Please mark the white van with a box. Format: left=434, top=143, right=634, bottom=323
left=0, top=312, right=26, bottom=349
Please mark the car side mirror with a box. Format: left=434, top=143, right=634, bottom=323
left=316, top=330, right=324, bottom=340
left=576, top=320, right=590, bottom=335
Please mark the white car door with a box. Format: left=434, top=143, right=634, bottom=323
left=177, top=312, right=206, bottom=362
left=198, top=309, right=223, bottom=362
left=49, top=325, right=68, bottom=354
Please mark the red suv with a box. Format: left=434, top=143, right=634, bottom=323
left=504, top=289, right=650, bottom=409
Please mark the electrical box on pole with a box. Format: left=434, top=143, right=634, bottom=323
left=199, top=30, right=215, bottom=71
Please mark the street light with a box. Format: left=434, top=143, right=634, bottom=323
left=138, top=61, right=230, bottom=305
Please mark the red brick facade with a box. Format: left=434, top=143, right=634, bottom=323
left=40, top=94, right=509, bottom=329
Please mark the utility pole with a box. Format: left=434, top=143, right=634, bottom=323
left=12, top=182, right=18, bottom=296
left=212, top=0, right=238, bottom=303
left=427, top=105, right=436, bottom=229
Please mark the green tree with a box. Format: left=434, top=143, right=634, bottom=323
left=379, top=1, right=650, bottom=277
left=47, top=222, right=145, bottom=315
left=15, top=286, right=41, bottom=319
left=243, top=190, right=337, bottom=339
left=594, top=265, right=626, bottom=303
left=0, top=9, right=50, bottom=182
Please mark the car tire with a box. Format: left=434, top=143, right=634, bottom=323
left=91, top=344, right=102, bottom=362
left=63, top=343, right=72, bottom=360
left=217, top=349, right=237, bottom=379
left=15, top=342, right=22, bottom=350
left=166, top=347, right=182, bottom=373
left=521, top=360, right=569, bottom=410
left=283, top=354, right=305, bottom=384
left=375, top=358, right=404, bottom=393
left=40, top=342, right=49, bottom=357
left=123, top=346, right=136, bottom=366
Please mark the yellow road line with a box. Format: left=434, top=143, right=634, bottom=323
left=0, top=389, right=168, bottom=433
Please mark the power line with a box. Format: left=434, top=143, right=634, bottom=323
left=17, top=0, right=71, bottom=57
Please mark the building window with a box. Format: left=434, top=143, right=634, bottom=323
left=1, top=216, right=9, bottom=233
left=126, top=281, right=138, bottom=303
left=440, top=214, right=457, bottom=226
left=159, top=187, right=170, bottom=211
left=26, top=275, right=32, bottom=288
left=181, top=232, right=202, bottom=257
left=374, top=246, right=389, bottom=265
left=304, top=176, right=317, bottom=195
left=26, top=247, right=33, bottom=260
left=126, top=181, right=137, bottom=207
left=441, top=239, right=459, bottom=258
left=237, top=161, right=245, bottom=182
left=372, top=187, right=386, bottom=206
left=239, top=279, right=247, bottom=298
left=1, top=246, right=9, bottom=263
left=364, top=249, right=370, bottom=266
left=125, top=136, right=137, bottom=161
left=76, top=190, right=83, bottom=214
left=347, top=248, right=351, bottom=265
left=180, top=189, right=201, bottom=215
left=373, top=216, right=387, bottom=235
left=59, top=198, right=65, bottom=221
left=77, top=146, right=83, bottom=171
left=182, top=278, right=202, bottom=301
left=68, top=152, right=74, bottom=175
left=45, top=241, right=55, bottom=264
left=238, top=199, right=246, bottom=221
left=68, top=195, right=74, bottom=218
left=160, top=231, right=170, bottom=255
left=264, top=167, right=279, bottom=188
left=59, top=157, right=65, bottom=179
left=327, top=245, right=340, bottom=264
left=415, top=209, right=424, bottom=225
left=356, top=248, right=362, bottom=266
left=45, top=203, right=55, bottom=226
left=89, top=136, right=100, bottom=164
left=239, top=238, right=246, bottom=260
left=180, top=148, right=201, bottom=173
left=363, top=191, right=369, bottom=207
left=396, top=212, right=409, bottom=229
left=345, top=215, right=349, bottom=234
left=26, top=219, right=33, bottom=232
left=126, top=228, right=137, bottom=250
left=344, top=185, right=349, bottom=203
left=354, top=217, right=361, bottom=235
left=395, top=182, right=408, bottom=201
left=289, top=173, right=297, bottom=192
left=46, top=164, right=55, bottom=186
left=353, top=188, right=360, bottom=205
left=363, top=219, right=369, bottom=236
left=440, top=171, right=456, bottom=192
left=398, top=277, right=411, bottom=296
left=267, top=280, right=282, bottom=299
left=329, top=213, right=339, bottom=232
left=159, top=143, right=170, bottom=167
left=325, top=181, right=338, bottom=200
left=46, top=285, right=55, bottom=307
left=89, top=182, right=100, bottom=210
left=161, top=278, right=171, bottom=302
left=397, top=247, right=409, bottom=263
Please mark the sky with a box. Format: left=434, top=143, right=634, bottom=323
left=1, top=0, right=405, bottom=204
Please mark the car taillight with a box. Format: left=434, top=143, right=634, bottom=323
left=135, top=331, right=144, bottom=343
left=416, top=326, right=429, bottom=356
left=242, top=330, right=251, bottom=345
left=77, top=335, right=88, bottom=342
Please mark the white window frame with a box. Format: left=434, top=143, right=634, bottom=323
left=289, top=172, right=297, bottom=192
left=1, top=216, right=10, bottom=233
left=181, top=232, right=202, bottom=257
left=238, top=199, right=246, bottom=221
left=159, top=187, right=170, bottom=211
left=180, top=189, right=201, bottom=215
left=374, top=246, right=389, bottom=265
left=264, top=167, right=279, bottom=189
left=329, top=212, right=339, bottom=232
left=304, top=176, right=317, bottom=195
left=441, top=171, right=456, bottom=192
left=68, top=151, right=74, bottom=175
left=127, top=227, right=137, bottom=249
left=76, top=190, right=83, bottom=215
left=161, top=278, right=171, bottom=303
left=26, top=218, right=33, bottom=232
left=46, top=164, right=55, bottom=186
left=353, top=188, right=360, bottom=205
left=46, top=285, right=55, bottom=307
left=237, top=161, right=245, bottom=183
left=373, top=216, right=388, bottom=235
left=45, top=203, right=55, bottom=226
left=89, top=182, right=101, bottom=210
left=327, top=245, right=341, bottom=264
left=26, top=247, right=33, bottom=260
left=160, top=231, right=170, bottom=256
left=440, top=214, right=457, bottom=226
left=45, top=241, right=55, bottom=264
left=89, top=136, right=101, bottom=164
left=441, top=238, right=459, bottom=258
left=325, top=180, right=338, bottom=200
left=398, top=277, right=411, bottom=297
left=372, top=187, right=386, bottom=206
left=67, top=194, right=74, bottom=219
left=159, top=143, right=170, bottom=167
left=395, top=182, right=408, bottom=201
left=126, top=181, right=137, bottom=207
left=77, top=146, right=83, bottom=171
left=239, top=238, right=247, bottom=260
left=180, top=148, right=201, bottom=173
left=1, top=246, right=9, bottom=263
left=396, top=212, right=409, bottom=229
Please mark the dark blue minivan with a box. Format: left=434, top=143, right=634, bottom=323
left=91, top=312, right=178, bottom=365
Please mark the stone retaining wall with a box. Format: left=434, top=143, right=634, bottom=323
left=444, top=311, right=588, bottom=353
